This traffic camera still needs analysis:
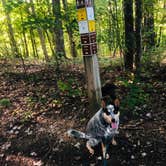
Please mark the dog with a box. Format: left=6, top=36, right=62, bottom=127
left=67, top=96, right=120, bottom=159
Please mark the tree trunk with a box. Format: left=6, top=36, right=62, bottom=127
left=45, top=29, right=55, bottom=56
left=143, top=0, right=155, bottom=49
left=1, top=0, right=19, bottom=58
left=114, top=0, right=123, bottom=56
left=52, top=0, right=66, bottom=58
left=123, top=0, right=135, bottom=71
left=29, top=0, right=49, bottom=62
left=157, top=2, right=165, bottom=47
left=62, top=0, right=77, bottom=57
left=22, top=30, right=29, bottom=57
left=20, top=10, right=29, bottom=58
left=135, top=0, right=142, bottom=74
left=24, top=0, right=38, bottom=58
left=29, top=29, right=39, bottom=58
left=108, top=0, right=115, bottom=54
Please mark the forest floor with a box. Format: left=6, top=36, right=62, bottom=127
left=0, top=59, right=166, bottom=166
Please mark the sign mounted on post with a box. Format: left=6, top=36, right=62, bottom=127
left=89, top=32, right=96, bottom=43
left=82, top=44, right=91, bottom=55
left=76, top=0, right=102, bottom=110
left=76, top=0, right=97, bottom=56
left=78, top=21, right=89, bottom=34
left=77, top=8, right=87, bottom=21
left=88, top=20, right=95, bottom=32
left=86, top=7, right=94, bottom=20
left=81, top=33, right=90, bottom=44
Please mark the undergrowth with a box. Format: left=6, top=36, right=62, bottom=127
left=117, top=75, right=150, bottom=118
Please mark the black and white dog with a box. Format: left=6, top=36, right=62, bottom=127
left=67, top=97, right=120, bottom=159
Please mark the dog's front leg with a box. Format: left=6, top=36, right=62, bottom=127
left=101, top=142, right=106, bottom=157
left=86, top=142, right=94, bottom=155
left=112, top=137, right=117, bottom=145
left=101, top=142, right=109, bottom=159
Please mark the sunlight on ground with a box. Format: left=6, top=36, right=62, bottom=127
left=5, top=155, right=43, bottom=166
left=161, top=58, right=166, bottom=65
left=160, top=51, right=166, bottom=65
left=36, top=115, right=75, bottom=141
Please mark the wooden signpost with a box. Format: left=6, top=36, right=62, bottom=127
left=76, top=0, right=102, bottom=110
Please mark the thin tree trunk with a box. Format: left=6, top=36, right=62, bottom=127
left=157, top=2, right=165, bottom=47
left=52, top=0, right=66, bottom=58
left=62, top=0, right=77, bottom=57
left=45, top=29, right=55, bottom=56
left=108, top=0, right=114, bottom=54
left=22, top=31, right=29, bottom=57
left=1, top=0, right=19, bottom=58
left=114, top=0, right=123, bottom=56
left=156, top=27, right=162, bottom=47
left=42, top=0, right=55, bottom=58
left=67, top=29, right=77, bottom=57
left=143, top=0, right=155, bottom=49
left=30, top=29, right=38, bottom=58
left=135, top=0, right=142, bottom=75
left=123, top=0, right=135, bottom=71
left=20, top=10, right=29, bottom=58
left=29, top=0, right=49, bottom=62
left=25, top=0, right=38, bottom=58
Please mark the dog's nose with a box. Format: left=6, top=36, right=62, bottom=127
left=112, top=118, right=115, bottom=123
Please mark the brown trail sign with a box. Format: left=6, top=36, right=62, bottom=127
left=76, top=0, right=102, bottom=111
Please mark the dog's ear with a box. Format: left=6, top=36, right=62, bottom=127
left=114, top=106, right=119, bottom=114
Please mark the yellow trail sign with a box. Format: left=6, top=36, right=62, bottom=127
left=88, top=20, right=95, bottom=32
left=77, top=8, right=87, bottom=21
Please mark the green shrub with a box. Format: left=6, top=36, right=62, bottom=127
left=21, top=110, right=33, bottom=123
left=26, top=95, right=47, bottom=105
left=57, top=80, right=69, bottom=92
left=0, top=98, right=11, bottom=108
left=57, top=79, right=82, bottom=97
left=119, top=78, right=149, bottom=116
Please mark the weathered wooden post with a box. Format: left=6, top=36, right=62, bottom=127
left=76, top=0, right=102, bottom=111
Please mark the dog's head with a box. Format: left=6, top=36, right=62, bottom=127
left=111, top=113, right=120, bottom=130
left=107, top=104, right=120, bottom=130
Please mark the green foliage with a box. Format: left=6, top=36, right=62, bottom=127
left=119, top=78, right=149, bottom=116
left=51, top=99, right=62, bottom=106
left=57, top=79, right=82, bottom=97
left=26, top=95, right=47, bottom=105
left=99, top=56, right=123, bottom=69
left=0, top=98, right=11, bottom=108
left=0, top=0, right=165, bottom=63
left=57, top=80, right=68, bottom=92
left=21, top=110, right=33, bottom=123
left=12, top=108, right=33, bottom=123
left=142, top=46, right=166, bottom=66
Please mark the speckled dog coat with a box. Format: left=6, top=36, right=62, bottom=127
left=67, top=104, right=119, bottom=147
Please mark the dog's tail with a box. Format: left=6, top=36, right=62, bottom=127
left=67, top=129, right=90, bottom=139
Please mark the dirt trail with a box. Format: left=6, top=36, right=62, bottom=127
left=0, top=62, right=166, bottom=166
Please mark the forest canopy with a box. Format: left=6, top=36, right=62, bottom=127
left=0, top=1, right=166, bottom=165
left=0, top=0, right=165, bottom=68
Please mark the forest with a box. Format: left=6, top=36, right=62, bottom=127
left=0, top=0, right=166, bottom=165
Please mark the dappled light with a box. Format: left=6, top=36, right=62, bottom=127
left=0, top=0, right=166, bottom=165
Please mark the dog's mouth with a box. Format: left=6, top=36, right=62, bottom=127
left=111, top=122, right=117, bottom=129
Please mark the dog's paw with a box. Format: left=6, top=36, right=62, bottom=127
left=89, top=148, right=94, bottom=155
left=103, top=153, right=110, bottom=160
left=97, top=156, right=102, bottom=160
left=112, top=139, right=117, bottom=146
left=106, top=153, right=110, bottom=159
